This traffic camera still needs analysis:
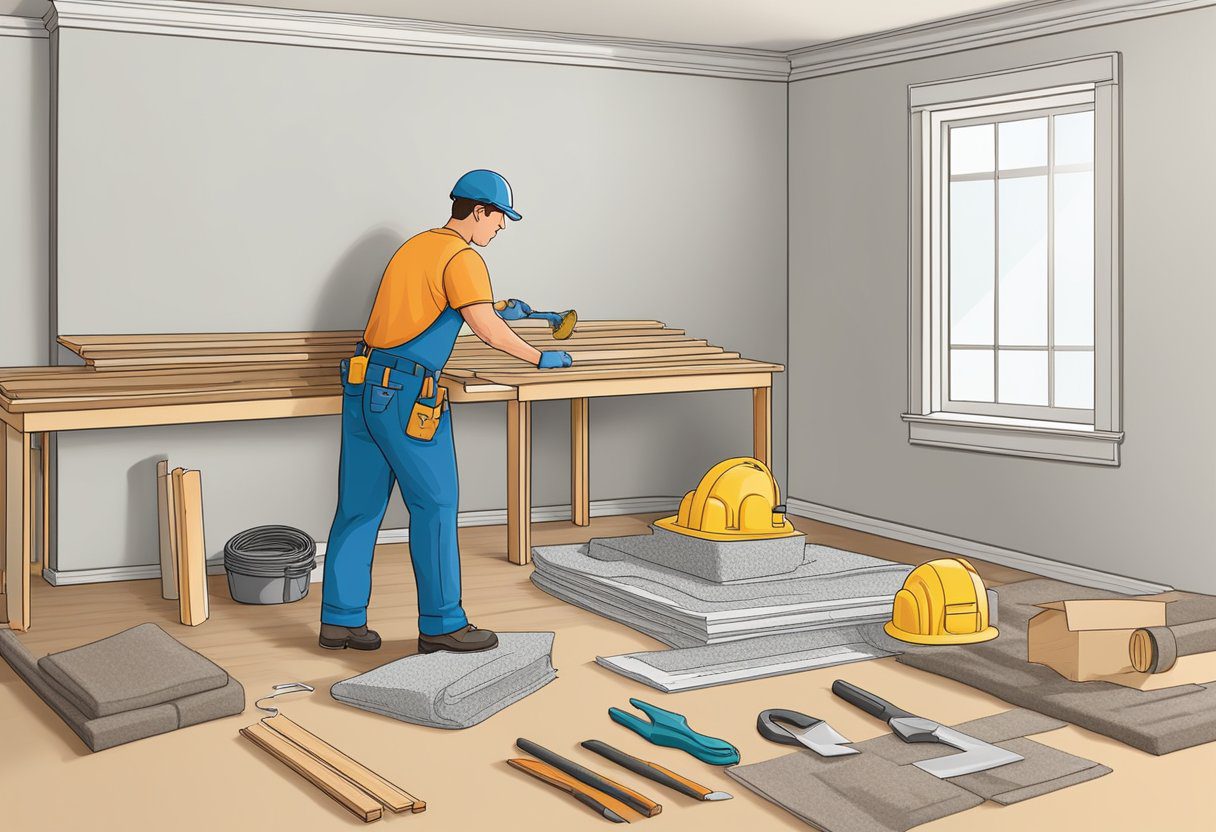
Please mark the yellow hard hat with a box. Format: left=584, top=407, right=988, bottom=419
left=883, top=557, right=999, bottom=645
left=654, top=457, right=800, bottom=542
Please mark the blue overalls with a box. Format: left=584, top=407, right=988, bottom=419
left=320, top=305, right=468, bottom=637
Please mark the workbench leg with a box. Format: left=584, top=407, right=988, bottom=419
left=507, top=400, right=532, bottom=565
left=571, top=398, right=590, bottom=527
left=752, top=385, right=772, bottom=467
left=35, top=434, right=48, bottom=577
left=3, top=426, right=32, bottom=631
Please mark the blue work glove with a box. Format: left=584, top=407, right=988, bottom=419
left=494, top=298, right=534, bottom=321
left=537, top=350, right=573, bottom=369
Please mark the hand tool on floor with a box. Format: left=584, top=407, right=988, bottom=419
left=507, top=758, right=629, bottom=823
left=609, top=698, right=740, bottom=766
left=757, top=708, right=859, bottom=757
left=1129, top=619, right=1216, bottom=673
left=516, top=738, right=662, bottom=817
left=831, top=680, right=1022, bottom=778
left=581, top=740, right=733, bottom=801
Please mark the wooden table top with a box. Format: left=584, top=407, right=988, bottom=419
left=0, top=322, right=782, bottom=417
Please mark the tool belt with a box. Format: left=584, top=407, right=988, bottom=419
left=347, top=343, right=448, bottom=442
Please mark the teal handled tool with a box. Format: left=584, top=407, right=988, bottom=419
left=608, top=698, right=739, bottom=766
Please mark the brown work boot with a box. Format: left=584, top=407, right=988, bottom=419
left=319, top=623, right=382, bottom=651
left=417, top=624, right=499, bottom=654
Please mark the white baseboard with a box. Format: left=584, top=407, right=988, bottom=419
left=44, top=496, right=681, bottom=587
left=786, top=497, right=1173, bottom=595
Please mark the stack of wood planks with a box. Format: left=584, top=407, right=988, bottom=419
left=0, top=322, right=782, bottom=413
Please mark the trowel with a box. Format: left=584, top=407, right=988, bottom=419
left=831, top=680, right=1023, bottom=778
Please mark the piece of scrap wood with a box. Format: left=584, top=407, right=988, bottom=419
left=263, top=714, right=425, bottom=813
left=241, top=722, right=383, bottom=823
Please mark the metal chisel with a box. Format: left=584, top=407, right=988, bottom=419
left=517, top=738, right=662, bottom=817
left=581, top=740, right=733, bottom=801
left=507, top=758, right=630, bottom=823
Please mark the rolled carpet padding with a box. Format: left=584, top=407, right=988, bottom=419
left=0, top=628, right=245, bottom=752
left=596, top=626, right=895, bottom=692
left=331, top=632, right=556, bottom=729
left=37, top=622, right=230, bottom=718
left=868, top=578, right=1216, bottom=755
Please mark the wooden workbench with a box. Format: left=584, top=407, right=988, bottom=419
left=0, top=322, right=782, bottom=631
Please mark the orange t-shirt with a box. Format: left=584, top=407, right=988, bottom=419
left=362, top=228, right=493, bottom=348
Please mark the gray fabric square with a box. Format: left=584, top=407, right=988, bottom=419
left=869, top=578, right=1216, bottom=755
left=331, top=632, right=556, bottom=729
left=38, top=623, right=228, bottom=718
left=726, top=750, right=983, bottom=832
left=588, top=526, right=807, bottom=582
left=0, top=629, right=244, bottom=752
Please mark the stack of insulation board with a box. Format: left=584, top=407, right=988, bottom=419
left=530, top=539, right=912, bottom=649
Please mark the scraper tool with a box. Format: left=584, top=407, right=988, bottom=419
left=831, top=680, right=1023, bottom=778
left=757, top=708, right=859, bottom=757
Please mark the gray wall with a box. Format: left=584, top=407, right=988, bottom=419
left=48, top=29, right=788, bottom=572
left=788, top=8, right=1216, bottom=592
left=0, top=29, right=48, bottom=365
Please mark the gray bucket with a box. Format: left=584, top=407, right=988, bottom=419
left=224, top=525, right=316, bottom=605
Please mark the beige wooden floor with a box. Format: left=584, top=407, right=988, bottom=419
left=1, top=514, right=1213, bottom=831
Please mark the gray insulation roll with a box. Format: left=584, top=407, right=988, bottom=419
left=1130, top=619, right=1216, bottom=673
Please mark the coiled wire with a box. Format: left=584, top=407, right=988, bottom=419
left=223, top=525, right=316, bottom=579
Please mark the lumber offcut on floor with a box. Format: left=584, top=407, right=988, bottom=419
left=1, top=514, right=1212, bottom=831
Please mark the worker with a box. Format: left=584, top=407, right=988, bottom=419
left=319, top=169, right=573, bottom=654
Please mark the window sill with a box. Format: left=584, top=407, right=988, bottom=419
left=901, top=412, right=1123, bottom=466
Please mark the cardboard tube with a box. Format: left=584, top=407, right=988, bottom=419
left=1129, top=620, right=1216, bottom=673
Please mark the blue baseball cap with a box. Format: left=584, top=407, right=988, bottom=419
left=450, top=169, right=522, bottom=221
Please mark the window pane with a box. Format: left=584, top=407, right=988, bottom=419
left=998, top=117, right=1047, bottom=170
left=951, top=349, right=994, bottom=402
left=1054, top=111, right=1094, bottom=166
left=1055, top=351, right=1094, bottom=409
left=1054, top=171, right=1095, bottom=347
left=950, top=180, right=995, bottom=344
left=950, top=124, right=994, bottom=175
left=998, top=175, right=1048, bottom=346
left=998, top=350, right=1048, bottom=406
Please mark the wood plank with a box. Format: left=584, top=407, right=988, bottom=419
left=59, top=330, right=363, bottom=348
left=753, top=386, right=772, bottom=467
left=506, top=400, right=531, bottom=566
left=4, top=425, right=31, bottom=630
left=173, top=468, right=209, bottom=626
left=156, top=459, right=179, bottom=601
left=571, top=398, right=589, bottom=528
left=240, top=722, right=383, bottom=823
left=451, top=338, right=708, bottom=354
left=450, top=334, right=694, bottom=351
left=475, top=361, right=783, bottom=387
left=5, top=385, right=342, bottom=414
left=445, top=353, right=745, bottom=371
left=18, top=396, right=344, bottom=433
left=263, top=714, right=425, bottom=813
left=513, top=371, right=774, bottom=403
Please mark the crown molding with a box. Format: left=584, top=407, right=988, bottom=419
left=42, top=0, right=791, bottom=81
left=789, top=0, right=1216, bottom=81
left=0, top=14, right=49, bottom=37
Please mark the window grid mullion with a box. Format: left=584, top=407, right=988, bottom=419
left=993, top=125, right=1000, bottom=404
left=1048, top=114, right=1056, bottom=408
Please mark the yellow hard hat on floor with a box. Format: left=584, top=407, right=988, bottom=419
left=884, top=557, right=999, bottom=645
left=655, top=457, right=800, bottom=541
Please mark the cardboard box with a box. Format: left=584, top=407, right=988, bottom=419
left=1028, top=595, right=1216, bottom=689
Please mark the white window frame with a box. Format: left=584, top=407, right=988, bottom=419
left=903, top=54, right=1124, bottom=466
